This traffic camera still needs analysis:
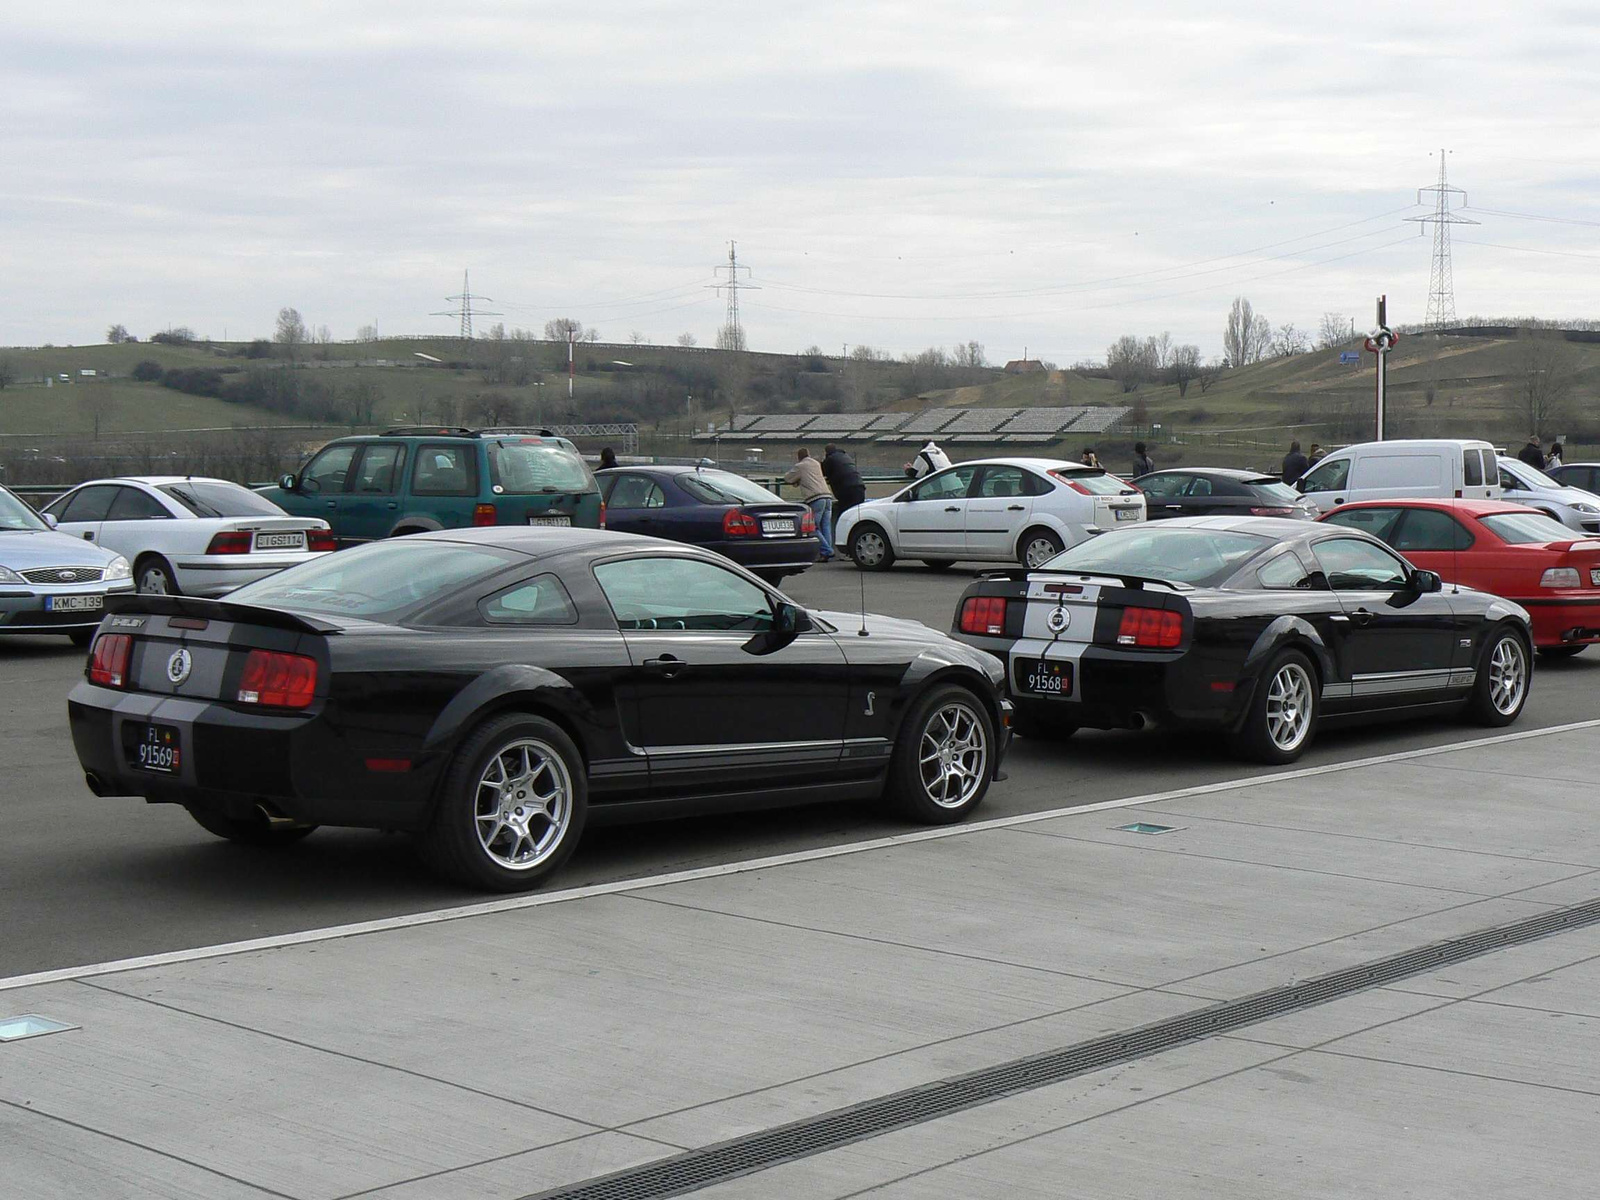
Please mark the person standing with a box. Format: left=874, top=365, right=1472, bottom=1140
left=784, top=447, right=835, bottom=561
left=1308, top=443, right=1326, bottom=465
left=599, top=447, right=619, bottom=470
left=821, top=443, right=866, bottom=527
left=1131, top=441, right=1154, bottom=477
left=1281, top=440, right=1309, bottom=485
left=905, top=439, right=952, bottom=479
left=1517, top=435, right=1546, bottom=470
left=1547, top=442, right=1565, bottom=470
left=1079, top=447, right=1100, bottom=468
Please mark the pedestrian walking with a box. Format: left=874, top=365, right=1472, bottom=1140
left=1517, top=435, right=1546, bottom=471
left=1130, top=441, right=1154, bottom=477
left=1281, top=440, right=1309, bottom=485
left=821, top=444, right=866, bottom=534
left=904, top=439, right=952, bottom=479
left=784, top=447, right=835, bottom=561
left=599, top=446, right=619, bottom=470
left=1546, top=442, right=1565, bottom=471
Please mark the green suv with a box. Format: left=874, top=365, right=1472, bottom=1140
left=262, top=428, right=604, bottom=545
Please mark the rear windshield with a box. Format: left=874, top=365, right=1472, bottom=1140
left=678, top=470, right=783, bottom=505
left=160, top=481, right=288, bottom=519
left=1501, top=459, right=1562, bottom=490
left=231, top=540, right=518, bottom=619
left=1480, top=512, right=1578, bottom=545
left=1246, top=479, right=1302, bottom=503
left=1042, top=526, right=1272, bottom=586
left=488, top=443, right=596, bottom=495
left=0, top=488, right=48, bottom=532
left=1055, top=469, right=1135, bottom=496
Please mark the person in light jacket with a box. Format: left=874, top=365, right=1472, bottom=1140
left=784, top=447, right=835, bottom=561
left=905, top=440, right=952, bottom=479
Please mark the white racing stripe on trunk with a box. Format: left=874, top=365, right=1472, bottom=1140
left=1018, top=578, right=1099, bottom=700
left=7, top=718, right=1600, bottom=994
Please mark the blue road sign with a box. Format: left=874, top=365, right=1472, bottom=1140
left=1339, top=351, right=1361, bottom=364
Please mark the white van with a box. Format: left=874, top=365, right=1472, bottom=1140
left=1297, top=439, right=1502, bottom=513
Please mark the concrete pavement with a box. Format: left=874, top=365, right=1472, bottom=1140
left=5, top=722, right=1600, bottom=1198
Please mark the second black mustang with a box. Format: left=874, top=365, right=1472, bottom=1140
left=69, top=527, right=1011, bottom=890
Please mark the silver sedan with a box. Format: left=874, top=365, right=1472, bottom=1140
left=0, top=486, right=134, bottom=645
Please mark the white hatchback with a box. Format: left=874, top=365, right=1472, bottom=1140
left=836, top=457, right=1146, bottom=571
left=43, top=476, right=334, bottom=597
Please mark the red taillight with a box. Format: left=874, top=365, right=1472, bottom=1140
left=88, top=633, right=132, bottom=687
left=1249, top=506, right=1295, bottom=517
left=237, top=649, right=317, bottom=709
left=598, top=500, right=607, bottom=529
left=1116, top=606, right=1183, bottom=649
left=800, top=509, right=817, bottom=535
left=959, top=595, right=1009, bottom=636
left=472, top=503, right=498, bottom=527
left=308, top=529, right=337, bottom=553
left=723, top=509, right=760, bottom=538
left=205, top=530, right=253, bottom=555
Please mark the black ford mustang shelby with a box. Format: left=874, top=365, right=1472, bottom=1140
left=69, top=528, right=1010, bottom=890
left=951, top=517, right=1533, bottom=763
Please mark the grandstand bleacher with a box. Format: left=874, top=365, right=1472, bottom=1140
left=699, top=405, right=1131, bottom=447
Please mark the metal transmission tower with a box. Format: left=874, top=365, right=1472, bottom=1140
left=431, top=270, right=502, bottom=340
left=711, top=242, right=758, bottom=351
left=1407, top=150, right=1477, bottom=330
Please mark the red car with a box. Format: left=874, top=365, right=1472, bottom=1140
left=1320, top=498, right=1600, bottom=657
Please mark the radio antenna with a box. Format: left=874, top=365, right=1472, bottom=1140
left=858, top=566, right=870, bottom=636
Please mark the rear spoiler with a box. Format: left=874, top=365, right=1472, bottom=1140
left=976, top=568, right=1189, bottom=592
left=105, top=593, right=345, bottom=635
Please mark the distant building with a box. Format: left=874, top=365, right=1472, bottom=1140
left=1003, top=359, right=1046, bottom=375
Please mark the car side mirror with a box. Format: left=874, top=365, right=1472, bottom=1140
left=279, top=473, right=299, bottom=492
left=1411, top=569, right=1443, bottom=594
left=41, top=512, right=58, bottom=530
left=744, top=601, right=812, bottom=655
left=1295, top=478, right=1307, bottom=493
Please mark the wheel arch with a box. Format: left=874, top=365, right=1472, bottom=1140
left=894, top=659, right=1008, bottom=756
left=1237, top=617, right=1331, bottom=715
left=389, top=516, right=445, bottom=537
left=422, top=666, right=595, bottom=767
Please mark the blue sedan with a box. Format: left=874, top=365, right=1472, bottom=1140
left=596, top=465, right=821, bottom=583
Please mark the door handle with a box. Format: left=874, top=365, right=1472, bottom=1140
left=944, top=505, right=961, bottom=512
left=643, top=655, right=685, bottom=679
left=1351, top=608, right=1374, bottom=626
left=1007, top=504, right=1025, bottom=511
left=82, top=531, right=94, bottom=540
left=326, top=501, right=337, bottom=510
left=386, top=502, right=397, bottom=510
left=1333, top=498, right=1345, bottom=505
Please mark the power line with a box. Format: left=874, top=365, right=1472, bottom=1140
left=430, top=270, right=501, bottom=339
left=1407, top=150, right=1477, bottom=329
left=1461, top=206, right=1600, bottom=229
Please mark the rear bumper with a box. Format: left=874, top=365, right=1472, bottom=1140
left=1518, top=595, right=1600, bottom=647
left=172, top=552, right=328, bottom=598
left=713, top=537, right=823, bottom=572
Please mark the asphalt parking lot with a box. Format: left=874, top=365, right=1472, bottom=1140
left=5, top=557, right=1599, bottom=979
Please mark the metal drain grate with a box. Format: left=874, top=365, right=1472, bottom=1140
left=526, top=895, right=1600, bottom=1200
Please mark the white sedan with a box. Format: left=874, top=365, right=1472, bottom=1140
left=43, top=476, right=334, bottom=596
left=836, top=457, right=1146, bottom=571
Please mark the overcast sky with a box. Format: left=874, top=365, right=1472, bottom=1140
left=4, top=1, right=1598, bottom=361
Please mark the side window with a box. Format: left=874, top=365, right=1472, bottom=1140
left=1185, top=476, right=1215, bottom=498
left=594, top=557, right=774, bottom=633
left=1136, top=473, right=1188, bottom=499
left=1320, top=506, right=1405, bottom=544
left=1392, top=509, right=1473, bottom=552
left=1463, top=450, right=1483, bottom=487
left=1020, top=470, right=1054, bottom=497
left=411, top=445, right=476, bottom=497
left=301, top=444, right=360, bottom=495
left=907, top=465, right=978, bottom=503
left=1499, top=467, right=1521, bottom=491
left=1256, top=552, right=1322, bottom=590
left=975, top=465, right=1028, bottom=498
left=1300, top=457, right=1349, bottom=494
left=105, top=487, right=172, bottom=521
left=352, top=445, right=405, bottom=494
left=50, top=485, right=119, bottom=523
left=480, top=574, right=579, bottom=625
left=1481, top=450, right=1497, bottom=487
left=1313, top=537, right=1410, bottom=592
left=608, top=475, right=661, bottom=509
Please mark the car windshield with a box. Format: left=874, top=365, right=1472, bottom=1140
left=231, top=540, right=518, bottom=619
left=1054, top=469, right=1134, bottom=496
left=0, top=488, right=48, bottom=532
left=677, top=470, right=782, bottom=505
left=488, top=442, right=596, bottom=494
left=1041, top=526, right=1273, bottom=586
left=1501, top=459, right=1562, bottom=490
left=1247, top=479, right=1302, bottom=503
left=160, top=481, right=288, bottom=518
left=1480, top=511, right=1579, bottom=545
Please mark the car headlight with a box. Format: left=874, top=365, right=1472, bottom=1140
left=1571, top=503, right=1600, bottom=515
left=0, top=564, right=22, bottom=584
left=104, top=555, right=132, bottom=581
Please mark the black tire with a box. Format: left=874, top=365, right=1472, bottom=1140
left=1538, top=645, right=1586, bottom=660
left=1010, top=702, right=1079, bottom=741
left=1017, top=527, right=1065, bottom=570
left=884, top=683, right=995, bottom=823
left=1467, top=624, right=1531, bottom=726
left=849, top=523, right=896, bottom=571
left=1230, top=648, right=1318, bottom=764
left=420, top=712, right=587, bottom=891
left=135, top=554, right=180, bottom=596
left=184, top=803, right=318, bottom=847
left=922, top=559, right=956, bottom=571
left=68, top=629, right=94, bottom=648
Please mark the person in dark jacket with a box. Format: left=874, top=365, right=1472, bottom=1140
left=1131, top=442, right=1154, bottom=477
left=1281, top=441, right=1309, bottom=485
left=1517, top=436, right=1546, bottom=471
left=821, top=444, right=866, bottom=526
left=599, top=447, right=619, bottom=470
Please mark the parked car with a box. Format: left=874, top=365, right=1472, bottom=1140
left=43, top=477, right=334, bottom=597
left=1296, top=439, right=1502, bottom=514
left=949, top=517, right=1531, bottom=764
left=1320, top=498, right=1600, bottom=658
left=838, top=458, right=1146, bottom=572
left=259, top=428, right=603, bottom=546
left=1548, top=462, right=1600, bottom=494
left=597, top=465, right=820, bottom=583
left=0, top=484, right=135, bottom=644
left=1133, top=468, right=1318, bottom=520
left=68, top=528, right=1010, bottom=891
left=1494, top=456, right=1600, bottom=534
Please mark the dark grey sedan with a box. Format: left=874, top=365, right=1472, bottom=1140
left=1132, top=468, right=1318, bottom=521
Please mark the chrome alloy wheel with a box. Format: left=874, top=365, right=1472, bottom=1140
left=1024, top=536, right=1060, bottom=569
left=1488, top=635, right=1528, bottom=716
left=474, top=738, right=573, bottom=870
left=1265, top=661, right=1314, bottom=753
left=918, top=700, right=989, bottom=809
left=853, top=529, right=888, bottom=567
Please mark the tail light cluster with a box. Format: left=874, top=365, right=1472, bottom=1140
left=88, top=633, right=132, bottom=687
left=1249, top=506, right=1295, bottom=517
left=237, top=650, right=318, bottom=709
left=473, top=503, right=498, bottom=527
left=1541, top=567, right=1582, bottom=588
left=598, top=500, right=607, bottom=529
left=308, top=529, right=337, bottom=552
left=800, top=510, right=817, bottom=536
left=723, top=509, right=761, bottom=538
left=205, top=530, right=254, bottom=555
left=1116, top=605, right=1183, bottom=648
left=959, top=595, right=1010, bottom=636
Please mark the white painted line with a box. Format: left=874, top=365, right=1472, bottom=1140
left=5, top=717, right=1598, bottom=994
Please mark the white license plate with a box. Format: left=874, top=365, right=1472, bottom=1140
left=254, top=532, right=305, bottom=550
left=1113, top=508, right=1140, bottom=521
left=46, top=594, right=103, bottom=613
left=528, top=515, right=572, bottom=527
left=762, top=518, right=797, bottom=536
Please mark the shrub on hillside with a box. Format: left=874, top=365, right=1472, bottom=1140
left=245, top=339, right=273, bottom=359
left=160, top=368, right=226, bottom=397
left=131, top=360, right=163, bottom=382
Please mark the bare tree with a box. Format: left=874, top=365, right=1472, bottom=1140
left=849, top=344, right=886, bottom=362
left=1317, top=312, right=1352, bottom=349
left=629, top=330, right=645, bottom=345
left=106, top=323, right=129, bottom=344
left=275, top=307, right=307, bottom=360
left=1224, top=298, right=1271, bottom=367
left=1145, top=331, right=1173, bottom=372
left=355, top=323, right=379, bottom=343
left=1106, top=335, right=1152, bottom=392
left=1196, top=357, right=1224, bottom=394
left=677, top=332, right=698, bottom=347
left=1170, top=344, right=1202, bottom=397
left=584, top=328, right=601, bottom=343
left=951, top=340, right=986, bottom=368
left=716, top=323, right=746, bottom=351
left=1509, top=330, right=1581, bottom=436
left=1271, top=323, right=1311, bottom=358
left=337, top=381, right=383, bottom=428
left=0, top=357, right=16, bottom=390
left=544, top=317, right=586, bottom=342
